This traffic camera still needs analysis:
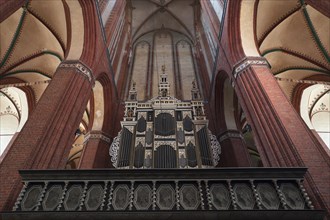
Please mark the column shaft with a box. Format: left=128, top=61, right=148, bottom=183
left=0, top=61, right=93, bottom=211
left=233, top=58, right=330, bottom=211
left=79, top=131, right=112, bottom=168
left=218, top=130, right=252, bottom=167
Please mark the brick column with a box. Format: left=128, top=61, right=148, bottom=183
left=0, top=60, right=94, bottom=211
left=217, top=130, right=252, bottom=167
left=232, top=56, right=330, bottom=211
left=78, top=130, right=112, bottom=168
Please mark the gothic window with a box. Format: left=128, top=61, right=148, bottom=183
left=300, top=85, right=330, bottom=149
left=0, top=88, right=28, bottom=157
left=209, top=0, right=224, bottom=23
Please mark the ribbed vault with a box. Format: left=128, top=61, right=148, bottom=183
left=254, top=0, right=330, bottom=99
left=131, top=0, right=195, bottom=42
left=0, top=0, right=84, bottom=101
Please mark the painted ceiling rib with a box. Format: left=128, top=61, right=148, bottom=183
left=148, top=0, right=174, bottom=7
left=0, top=80, right=51, bottom=89
left=133, top=28, right=193, bottom=47
left=0, top=90, right=21, bottom=121
left=262, top=48, right=330, bottom=71
left=67, top=150, right=83, bottom=162
left=0, top=8, right=27, bottom=68
left=253, top=0, right=259, bottom=47
left=275, top=77, right=330, bottom=86
left=257, top=6, right=301, bottom=47
left=27, top=8, right=66, bottom=54
left=165, top=8, right=193, bottom=39
left=62, top=0, right=71, bottom=59
left=1, top=70, right=52, bottom=80
left=0, top=51, right=63, bottom=75
left=274, top=67, right=330, bottom=76
left=132, top=9, right=160, bottom=39
left=85, top=109, right=90, bottom=122
left=80, top=120, right=89, bottom=133
left=133, top=1, right=194, bottom=41
left=308, top=89, right=330, bottom=117
left=301, top=6, right=330, bottom=63
left=147, top=0, right=163, bottom=7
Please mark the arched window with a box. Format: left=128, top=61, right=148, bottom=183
left=300, top=85, right=330, bottom=149
left=209, top=0, right=224, bottom=22
left=0, top=87, right=28, bottom=157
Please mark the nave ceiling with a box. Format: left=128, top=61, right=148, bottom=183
left=130, top=0, right=196, bottom=42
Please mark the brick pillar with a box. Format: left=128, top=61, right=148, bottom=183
left=78, top=130, right=112, bottom=168
left=232, top=57, right=330, bottom=211
left=217, top=130, right=252, bottom=167
left=0, top=60, right=94, bottom=211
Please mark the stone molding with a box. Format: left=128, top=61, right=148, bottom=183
left=217, top=130, right=243, bottom=142
left=84, top=131, right=112, bottom=144
left=59, top=60, right=94, bottom=84
left=233, top=57, right=269, bottom=79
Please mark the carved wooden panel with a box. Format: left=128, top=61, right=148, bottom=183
left=113, top=185, right=130, bottom=210
left=180, top=184, right=200, bottom=210
left=64, top=185, right=83, bottom=211
left=22, top=185, right=42, bottom=211
left=85, top=185, right=103, bottom=210
left=156, top=185, right=175, bottom=210
left=257, top=183, right=280, bottom=209
left=210, top=184, right=231, bottom=210
left=134, top=184, right=152, bottom=210
left=233, top=183, right=255, bottom=210
left=280, top=183, right=304, bottom=209
left=42, top=185, right=62, bottom=211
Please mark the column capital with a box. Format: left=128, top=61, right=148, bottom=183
left=233, top=56, right=269, bottom=79
left=58, top=60, right=95, bottom=85
left=84, top=131, right=112, bottom=144
left=217, top=130, right=243, bottom=142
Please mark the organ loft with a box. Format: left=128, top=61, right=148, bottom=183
left=110, top=66, right=221, bottom=169
left=0, top=0, right=329, bottom=219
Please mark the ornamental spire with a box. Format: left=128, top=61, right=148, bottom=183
left=158, top=65, right=170, bottom=97
left=128, top=80, right=137, bottom=101
left=191, top=79, right=201, bottom=100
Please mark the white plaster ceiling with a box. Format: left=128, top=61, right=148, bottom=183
left=300, top=84, right=330, bottom=148
left=0, top=87, right=28, bottom=155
